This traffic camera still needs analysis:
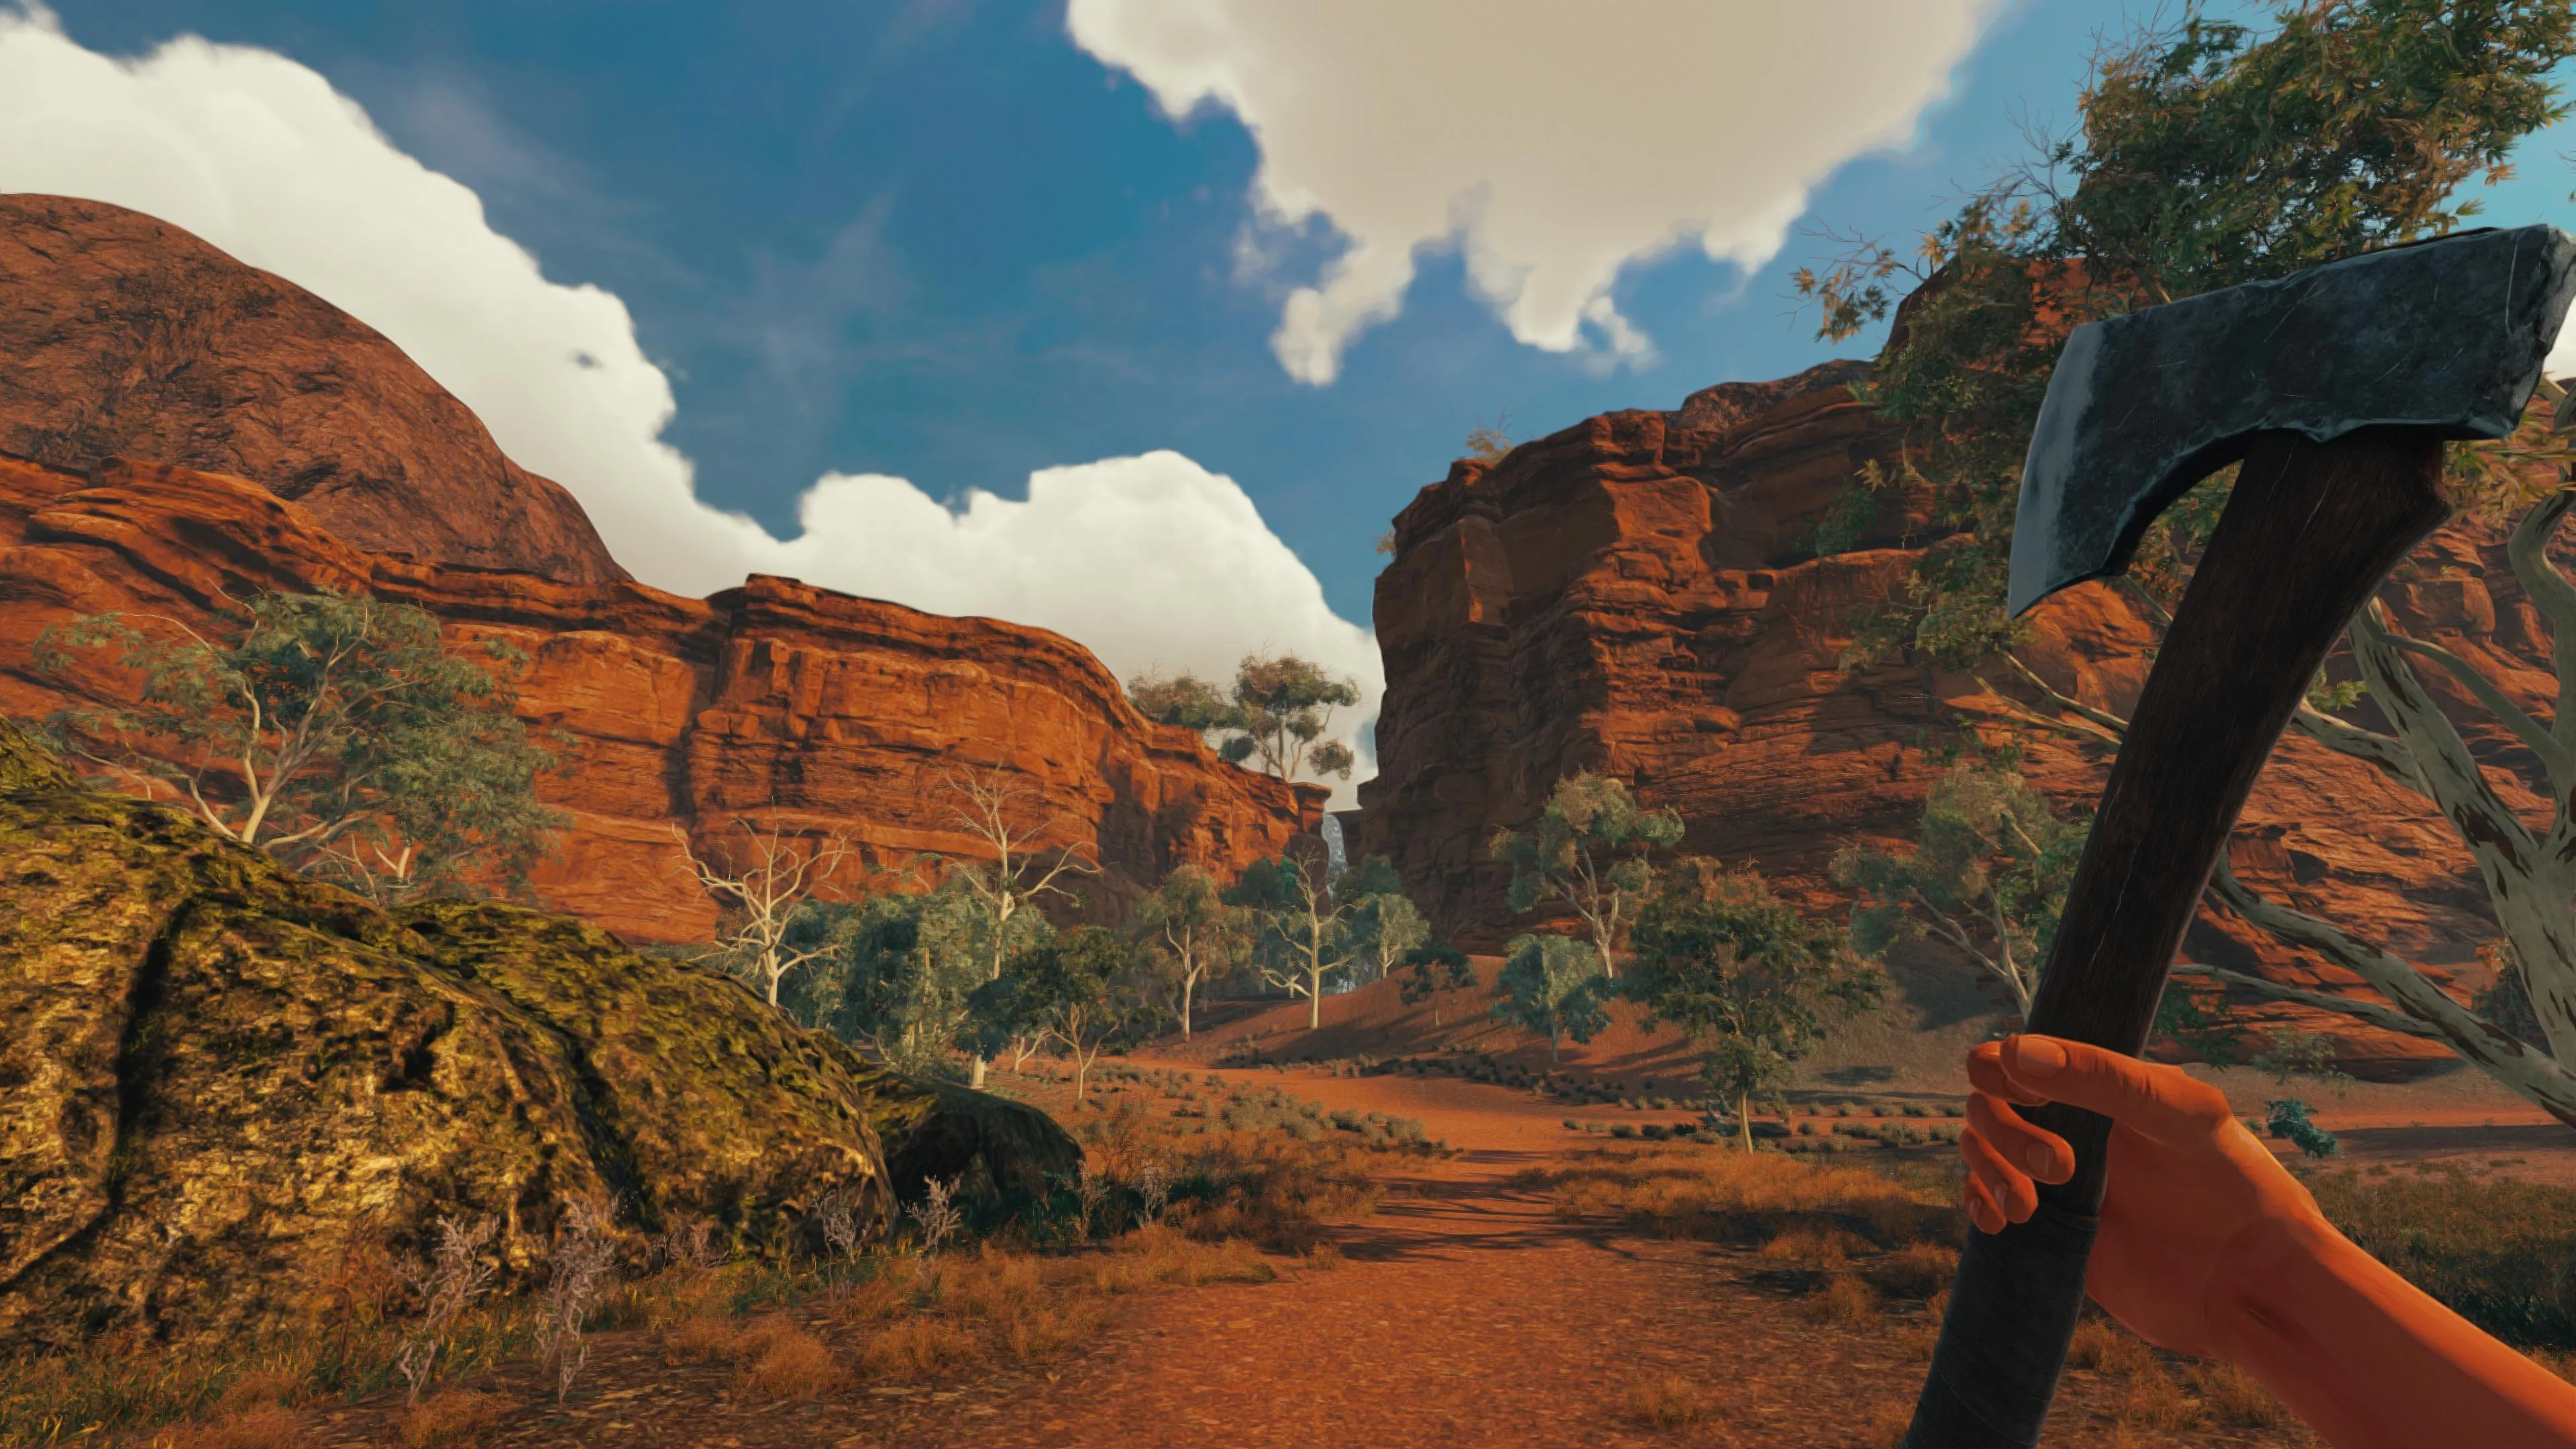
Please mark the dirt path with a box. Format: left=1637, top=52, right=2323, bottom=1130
left=301, top=1065, right=2377, bottom=1448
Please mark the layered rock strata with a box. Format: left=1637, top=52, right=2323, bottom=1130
left=0, top=453, right=1320, bottom=943
left=1360, top=362, right=2553, bottom=1077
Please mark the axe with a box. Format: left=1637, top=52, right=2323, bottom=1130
left=1901, top=223, right=2576, bottom=1449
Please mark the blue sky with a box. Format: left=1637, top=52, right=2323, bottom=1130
left=40, top=0, right=2273, bottom=617
left=14, top=1, right=2576, bottom=795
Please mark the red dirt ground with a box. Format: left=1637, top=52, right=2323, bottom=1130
left=288, top=1061, right=2475, bottom=1448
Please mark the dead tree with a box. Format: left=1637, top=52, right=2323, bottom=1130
left=671, top=818, right=855, bottom=1008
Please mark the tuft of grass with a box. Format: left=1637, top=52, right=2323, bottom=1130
left=1759, top=1226, right=1874, bottom=1269
left=859, top=1318, right=979, bottom=1382
left=1619, top=1373, right=1711, bottom=1430
left=659, top=1315, right=743, bottom=1362
left=1866, top=1242, right=1959, bottom=1300
left=2186, top=1359, right=2291, bottom=1428
left=735, top=1324, right=842, bottom=1401
left=2112, top=1361, right=2203, bottom=1432
left=394, top=1389, right=508, bottom=1448
left=2065, top=1320, right=2157, bottom=1379
left=1806, top=1273, right=1876, bottom=1326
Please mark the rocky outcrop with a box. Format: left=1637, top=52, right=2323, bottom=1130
left=0, top=454, right=1320, bottom=943
left=0, top=194, right=624, bottom=584
left=1360, top=361, right=2552, bottom=1079
left=0, top=716, right=1077, bottom=1350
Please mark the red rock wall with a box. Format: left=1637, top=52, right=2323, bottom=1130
left=0, top=454, right=1320, bottom=943
left=0, top=195, right=625, bottom=585
left=1359, top=361, right=2551, bottom=1077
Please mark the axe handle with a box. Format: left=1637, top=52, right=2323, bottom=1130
left=1903, top=426, right=2449, bottom=1449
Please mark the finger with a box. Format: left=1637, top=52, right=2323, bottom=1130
left=1999, top=1034, right=2233, bottom=1142
left=1964, top=1173, right=2006, bottom=1236
left=1967, top=1042, right=2051, bottom=1106
left=1967, top=1092, right=2073, bottom=1185
left=1961, top=1126, right=2038, bottom=1222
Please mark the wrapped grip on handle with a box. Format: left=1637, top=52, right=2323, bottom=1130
left=1902, top=1173, right=2102, bottom=1448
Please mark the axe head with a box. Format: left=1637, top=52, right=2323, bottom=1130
left=2009, top=224, right=2576, bottom=616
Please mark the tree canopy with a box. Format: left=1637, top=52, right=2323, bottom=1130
left=971, top=926, right=1161, bottom=1105
left=1626, top=861, right=1880, bottom=1152
left=1490, top=772, right=1684, bottom=978
left=35, top=590, right=566, bottom=901
left=1489, top=933, right=1613, bottom=1063
left=1134, top=862, right=1251, bottom=1041
left=1126, top=653, right=1362, bottom=783
left=1797, top=0, right=2576, bottom=665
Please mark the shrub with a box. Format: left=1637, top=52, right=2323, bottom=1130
left=737, top=1325, right=843, bottom=1401
left=2268, top=1098, right=2341, bottom=1158
left=1868, top=1242, right=1960, bottom=1299
left=859, top=1318, right=978, bottom=1382
left=1620, top=1374, right=1711, bottom=1430
left=1609, top=1124, right=1638, bottom=1140
left=2186, top=1360, right=2291, bottom=1428
left=1807, top=1273, right=1876, bottom=1325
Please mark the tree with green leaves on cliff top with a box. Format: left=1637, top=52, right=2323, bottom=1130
left=1490, top=933, right=1613, bottom=1064
left=1126, top=653, right=1361, bottom=784
left=1796, top=1, right=2576, bottom=1126
left=1490, top=772, right=1684, bottom=980
left=1797, top=0, right=2576, bottom=667
left=33, top=590, right=567, bottom=902
left=1625, top=859, right=1882, bottom=1154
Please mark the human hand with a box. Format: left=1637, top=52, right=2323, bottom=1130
left=1961, top=1033, right=2330, bottom=1357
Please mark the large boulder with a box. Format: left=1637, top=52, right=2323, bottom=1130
left=0, top=718, right=1075, bottom=1350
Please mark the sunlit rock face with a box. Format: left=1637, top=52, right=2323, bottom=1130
left=1362, top=359, right=2553, bottom=1080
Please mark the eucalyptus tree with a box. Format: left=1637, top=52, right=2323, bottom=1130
left=1489, top=772, right=1684, bottom=979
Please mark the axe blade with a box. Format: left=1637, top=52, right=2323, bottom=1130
left=2008, top=224, right=2576, bottom=617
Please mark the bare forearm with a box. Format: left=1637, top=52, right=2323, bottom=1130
left=2215, top=1216, right=2576, bottom=1449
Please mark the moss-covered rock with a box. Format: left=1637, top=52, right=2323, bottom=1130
left=0, top=724, right=1076, bottom=1350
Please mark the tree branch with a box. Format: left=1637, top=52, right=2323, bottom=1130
left=2286, top=701, right=2432, bottom=798
left=2166, top=963, right=2442, bottom=1039
left=2373, top=627, right=2570, bottom=795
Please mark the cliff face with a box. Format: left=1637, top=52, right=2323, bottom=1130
left=1359, top=361, right=2550, bottom=1078
left=0, top=194, right=625, bottom=584
left=0, top=454, right=1320, bottom=944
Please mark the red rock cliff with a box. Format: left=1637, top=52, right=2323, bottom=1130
left=0, top=454, right=1319, bottom=943
left=0, top=195, right=625, bottom=585
left=1358, top=361, right=2551, bottom=1077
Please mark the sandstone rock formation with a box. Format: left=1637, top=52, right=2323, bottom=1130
left=0, top=454, right=1320, bottom=943
left=1360, top=361, right=2551, bottom=1078
left=0, top=716, right=1077, bottom=1350
left=0, top=194, right=624, bottom=584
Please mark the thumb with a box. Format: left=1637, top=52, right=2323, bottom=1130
left=2000, top=1034, right=2232, bottom=1142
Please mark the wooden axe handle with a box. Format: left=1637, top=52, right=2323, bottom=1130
left=1902, top=426, right=2449, bottom=1449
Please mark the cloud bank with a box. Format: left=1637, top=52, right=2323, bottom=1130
left=1068, top=0, right=2003, bottom=384
left=0, top=5, right=1381, bottom=795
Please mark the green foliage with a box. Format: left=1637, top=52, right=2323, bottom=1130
left=1224, top=845, right=1366, bottom=1026
left=1831, top=755, right=2084, bottom=1020
left=2152, top=977, right=2243, bottom=1066
left=1489, top=934, right=1613, bottom=1063
left=1133, top=862, right=1252, bottom=1036
left=33, top=590, right=566, bottom=900
left=971, top=926, right=1163, bottom=1102
left=1625, top=860, right=1882, bottom=1148
left=787, top=879, right=1050, bottom=1075
left=2266, top=1097, right=2342, bottom=1158
left=2249, top=1026, right=2353, bottom=1089
left=1347, top=881, right=1430, bottom=985
left=2473, top=936, right=2551, bottom=1048
left=1489, top=772, right=1685, bottom=975
left=1126, top=653, right=1361, bottom=782
left=1794, top=0, right=2576, bottom=661
left=1397, top=944, right=1478, bottom=1007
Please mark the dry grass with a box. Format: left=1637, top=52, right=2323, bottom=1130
left=2065, top=1319, right=2157, bottom=1379
left=394, top=1389, right=508, bottom=1448
left=144, top=1404, right=315, bottom=1449
left=2185, top=1359, right=2292, bottom=1428
left=1865, top=1242, right=1958, bottom=1300
left=736, top=1325, right=843, bottom=1401
left=1524, top=1145, right=1959, bottom=1249
left=1757, top=1226, right=1874, bottom=1269
left=659, top=1314, right=743, bottom=1363
left=1621, top=1373, right=1711, bottom=1430
left=858, top=1318, right=980, bottom=1382
left=1805, top=1272, right=1877, bottom=1326
left=2114, top=1361, right=2203, bottom=1432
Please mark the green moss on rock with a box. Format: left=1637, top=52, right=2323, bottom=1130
left=0, top=724, right=1075, bottom=1350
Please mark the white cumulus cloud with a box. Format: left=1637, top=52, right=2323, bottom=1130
left=0, top=3, right=1381, bottom=797
left=1068, top=0, right=2003, bottom=384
